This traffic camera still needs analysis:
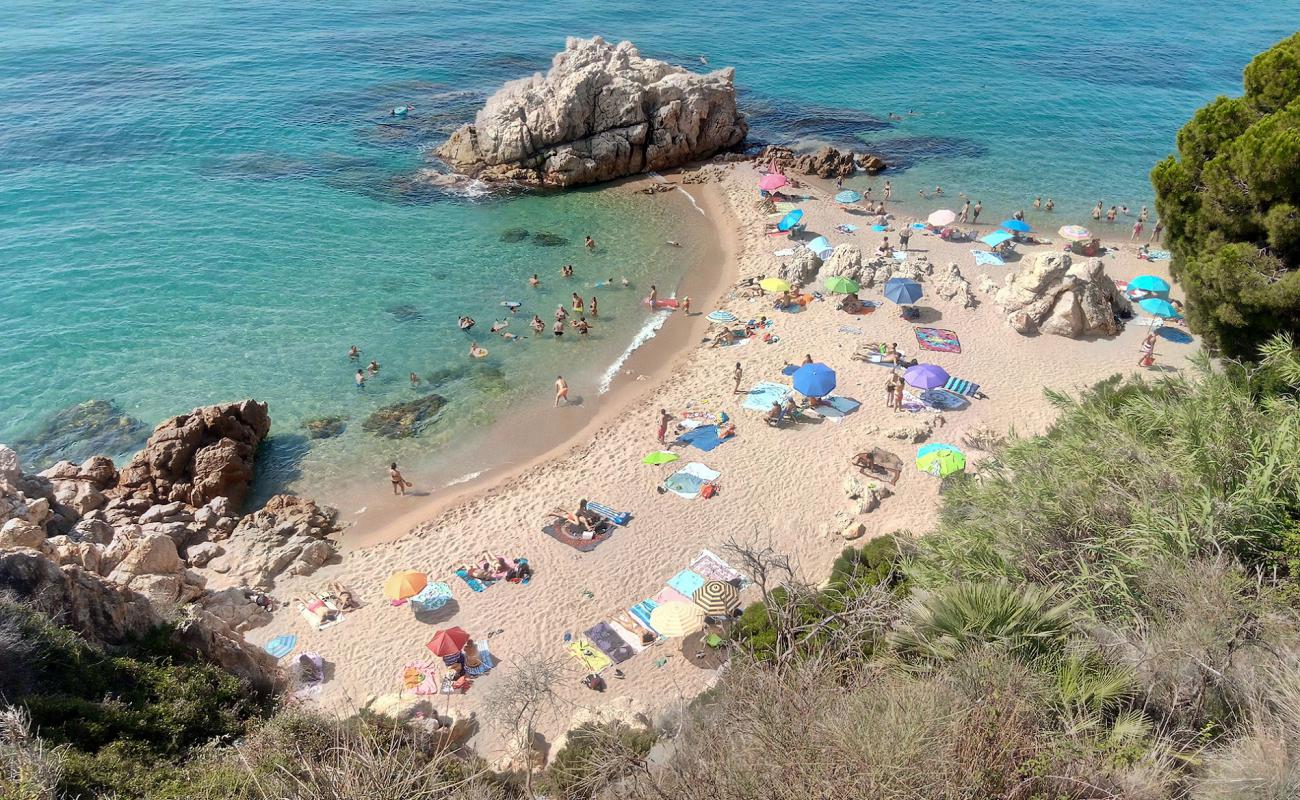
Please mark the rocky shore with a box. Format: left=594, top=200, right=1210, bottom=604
left=1, top=400, right=346, bottom=691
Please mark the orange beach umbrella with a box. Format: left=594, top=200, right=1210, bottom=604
left=384, top=570, right=428, bottom=601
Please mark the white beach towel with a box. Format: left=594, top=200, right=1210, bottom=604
left=772, top=248, right=795, bottom=257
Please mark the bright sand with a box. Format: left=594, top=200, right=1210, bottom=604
left=261, top=163, right=1194, bottom=754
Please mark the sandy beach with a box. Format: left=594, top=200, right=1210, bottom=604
left=262, top=162, right=1195, bottom=756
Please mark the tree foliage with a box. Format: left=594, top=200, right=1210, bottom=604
left=1152, top=32, right=1300, bottom=357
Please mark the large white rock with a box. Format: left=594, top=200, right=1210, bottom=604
left=437, top=37, right=747, bottom=187
left=995, top=253, right=1130, bottom=338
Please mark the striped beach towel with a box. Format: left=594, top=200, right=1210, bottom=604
left=585, top=501, right=631, bottom=526
left=943, top=377, right=981, bottom=397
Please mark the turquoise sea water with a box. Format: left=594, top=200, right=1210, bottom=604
left=1, top=1, right=1293, bottom=499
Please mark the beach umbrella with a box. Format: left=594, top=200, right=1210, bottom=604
left=1058, top=224, right=1092, bottom=241
left=927, top=209, right=957, bottom=226
left=1129, top=275, right=1170, bottom=294
left=807, top=236, right=833, bottom=258
left=642, top=451, right=680, bottom=465
left=759, top=277, right=791, bottom=293
left=383, top=570, right=428, bottom=601
left=409, top=581, right=453, bottom=611
left=916, top=443, right=966, bottom=477
left=979, top=230, right=1014, bottom=248
left=759, top=173, right=788, bottom=191
left=1000, top=219, right=1031, bottom=233
left=706, top=310, right=737, bottom=323
left=1139, top=297, right=1180, bottom=318
left=264, top=634, right=297, bottom=659
left=650, top=601, right=705, bottom=637
left=776, top=209, right=804, bottom=231
left=904, top=364, right=950, bottom=389
left=834, top=189, right=862, bottom=204
left=425, top=626, right=470, bottom=658
left=824, top=276, right=860, bottom=294
left=692, top=580, right=740, bottom=616
left=792, top=362, right=837, bottom=398
left=883, top=277, right=924, bottom=305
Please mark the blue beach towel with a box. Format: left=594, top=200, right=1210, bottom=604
left=667, top=569, right=707, bottom=598
left=265, top=634, right=296, bottom=659
left=466, top=640, right=495, bottom=676
left=743, top=381, right=791, bottom=411
left=871, top=224, right=888, bottom=232
left=781, top=364, right=799, bottom=376
left=1147, top=249, right=1171, bottom=261
left=585, top=502, right=631, bottom=526
left=676, top=424, right=727, bottom=452
left=971, top=250, right=1005, bottom=266
left=911, top=222, right=927, bottom=229
left=455, top=569, right=488, bottom=592
left=630, top=599, right=659, bottom=633
left=942, top=376, right=981, bottom=397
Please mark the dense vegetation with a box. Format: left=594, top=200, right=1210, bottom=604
left=1151, top=32, right=1300, bottom=358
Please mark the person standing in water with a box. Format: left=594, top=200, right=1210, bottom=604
left=355, top=369, right=366, bottom=389
left=1092, top=201, right=1103, bottom=221
left=972, top=201, right=982, bottom=223
left=529, top=274, right=540, bottom=287
left=347, top=345, right=360, bottom=361
left=648, top=285, right=658, bottom=307
left=584, top=235, right=596, bottom=250
left=531, top=315, right=544, bottom=336
left=883, top=181, right=892, bottom=201
left=367, top=359, right=381, bottom=377
left=1045, top=197, right=1055, bottom=212
left=589, top=296, right=598, bottom=318
left=388, top=462, right=411, bottom=496
left=409, top=372, right=420, bottom=388
left=1033, top=196, right=1042, bottom=210
left=555, top=376, right=569, bottom=406
left=958, top=200, right=971, bottom=223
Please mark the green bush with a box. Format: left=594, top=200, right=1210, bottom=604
left=543, top=721, right=656, bottom=799
left=1151, top=32, right=1300, bottom=357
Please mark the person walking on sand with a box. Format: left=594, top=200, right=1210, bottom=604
left=389, top=462, right=412, bottom=496
left=733, top=362, right=744, bottom=394
left=355, top=369, right=366, bottom=389
left=1138, top=331, right=1157, bottom=368
left=899, top=226, right=911, bottom=251
left=885, top=372, right=899, bottom=409
left=347, top=345, right=360, bottom=361
left=555, top=376, right=569, bottom=406
left=892, top=374, right=905, bottom=412
left=1149, top=221, right=1163, bottom=244
left=1131, top=219, right=1143, bottom=240
left=883, top=181, right=892, bottom=201
left=680, top=296, right=691, bottom=315
left=972, top=201, right=982, bottom=223
left=657, top=408, right=671, bottom=444
left=409, top=372, right=420, bottom=388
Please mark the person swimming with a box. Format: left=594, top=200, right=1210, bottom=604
left=489, top=319, right=508, bottom=334
left=458, top=315, right=475, bottom=331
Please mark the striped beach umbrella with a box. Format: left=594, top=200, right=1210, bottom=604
left=692, top=580, right=740, bottom=616
left=834, top=189, right=862, bottom=204
left=707, top=310, right=737, bottom=323
left=1058, top=224, right=1092, bottom=241
left=649, top=601, right=705, bottom=637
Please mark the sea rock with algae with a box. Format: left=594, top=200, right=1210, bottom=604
left=437, top=37, right=747, bottom=187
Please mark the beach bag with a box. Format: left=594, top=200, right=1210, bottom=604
left=700, top=482, right=718, bottom=499
left=1140, top=354, right=1155, bottom=367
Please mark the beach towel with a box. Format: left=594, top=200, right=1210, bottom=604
left=690, top=549, right=747, bottom=586
left=914, top=327, right=962, bottom=354
left=911, top=222, right=927, bottom=229
left=893, top=252, right=908, bottom=261
left=629, top=599, right=660, bottom=633
left=663, top=462, right=720, bottom=499
left=838, top=325, right=864, bottom=335
left=541, top=520, right=611, bottom=552
left=809, top=395, right=861, bottom=422
left=772, top=248, right=795, bottom=257
left=265, top=634, right=297, bottom=659
left=920, top=389, right=969, bottom=410
left=567, top=640, right=613, bottom=673
left=676, top=424, right=729, bottom=452
left=1147, top=249, right=1171, bottom=260
left=455, top=569, right=489, bottom=592
left=743, top=381, right=791, bottom=411
left=402, top=661, right=440, bottom=695
left=465, top=640, right=496, bottom=676
left=654, top=585, right=694, bottom=606
left=835, top=224, right=858, bottom=233
left=585, top=501, right=631, bottom=526
left=971, top=250, right=1005, bottom=266
left=299, top=599, right=345, bottom=631
left=860, top=351, right=910, bottom=367
left=871, top=224, right=889, bottom=232
left=667, top=568, right=707, bottom=598
left=584, top=622, right=635, bottom=663
left=608, top=618, right=651, bottom=652
left=943, top=376, right=981, bottom=397
left=717, top=336, right=751, bottom=348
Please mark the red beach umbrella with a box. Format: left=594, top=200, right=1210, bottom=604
left=425, top=626, right=470, bottom=658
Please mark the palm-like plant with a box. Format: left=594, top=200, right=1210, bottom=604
left=889, top=580, right=1074, bottom=664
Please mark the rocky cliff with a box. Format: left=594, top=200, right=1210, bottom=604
left=436, top=37, right=748, bottom=187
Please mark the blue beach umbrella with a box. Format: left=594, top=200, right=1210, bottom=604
left=777, top=209, right=804, bottom=231
left=807, top=236, right=833, bottom=259
left=1129, top=275, right=1170, bottom=294
left=834, top=190, right=862, bottom=204
left=979, top=230, right=1014, bottom=248
left=1139, top=297, right=1180, bottom=318
left=1000, top=219, right=1031, bottom=233
left=792, top=363, right=837, bottom=398
left=707, top=310, right=737, bottom=323
left=884, top=277, right=924, bottom=305
left=264, top=634, right=297, bottom=659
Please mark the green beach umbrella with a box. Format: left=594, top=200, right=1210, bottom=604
left=643, top=451, right=679, bottom=465
left=824, top=276, right=860, bottom=294
left=915, top=443, right=966, bottom=478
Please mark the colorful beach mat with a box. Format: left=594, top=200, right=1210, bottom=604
left=567, top=640, right=613, bottom=672
left=584, top=622, right=635, bottom=663
left=541, top=520, right=611, bottom=552
left=690, top=549, right=747, bottom=586
left=915, top=327, right=962, bottom=354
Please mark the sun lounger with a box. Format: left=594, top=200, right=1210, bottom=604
left=942, top=377, right=982, bottom=397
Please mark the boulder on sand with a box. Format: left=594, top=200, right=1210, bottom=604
left=437, top=37, right=747, bottom=187
left=995, top=253, right=1130, bottom=338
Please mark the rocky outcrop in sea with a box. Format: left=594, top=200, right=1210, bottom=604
left=1, top=400, right=348, bottom=692
left=436, top=37, right=748, bottom=187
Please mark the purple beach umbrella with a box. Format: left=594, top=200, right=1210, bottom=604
left=903, top=364, right=950, bottom=389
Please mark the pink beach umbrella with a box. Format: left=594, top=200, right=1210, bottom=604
left=759, top=173, right=788, bottom=191
left=927, top=209, right=957, bottom=227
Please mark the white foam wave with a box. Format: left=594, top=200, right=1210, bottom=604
left=598, top=308, right=671, bottom=394
left=647, top=171, right=706, bottom=216
left=444, top=469, right=484, bottom=487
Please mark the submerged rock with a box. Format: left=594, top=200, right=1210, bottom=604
left=385, top=303, right=425, bottom=322
left=531, top=231, right=569, bottom=247
left=12, top=399, right=149, bottom=471
left=499, top=227, right=530, bottom=243
left=303, top=416, right=347, bottom=440
left=362, top=394, right=448, bottom=439
left=436, top=36, right=747, bottom=187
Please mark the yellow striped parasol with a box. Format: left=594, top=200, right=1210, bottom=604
left=649, top=601, right=706, bottom=637
left=692, top=580, right=740, bottom=616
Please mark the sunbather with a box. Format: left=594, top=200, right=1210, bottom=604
left=326, top=581, right=359, bottom=610
left=296, top=596, right=340, bottom=624
left=710, top=328, right=737, bottom=347
left=764, top=401, right=784, bottom=425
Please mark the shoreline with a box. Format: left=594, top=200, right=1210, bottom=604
left=335, top=172, right=739, bottom=553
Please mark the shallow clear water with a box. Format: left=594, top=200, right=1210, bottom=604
left=1, top=0, right=1292, bottom=497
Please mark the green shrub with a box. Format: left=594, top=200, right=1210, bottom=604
left=543, top=721, right=656, bottom=799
